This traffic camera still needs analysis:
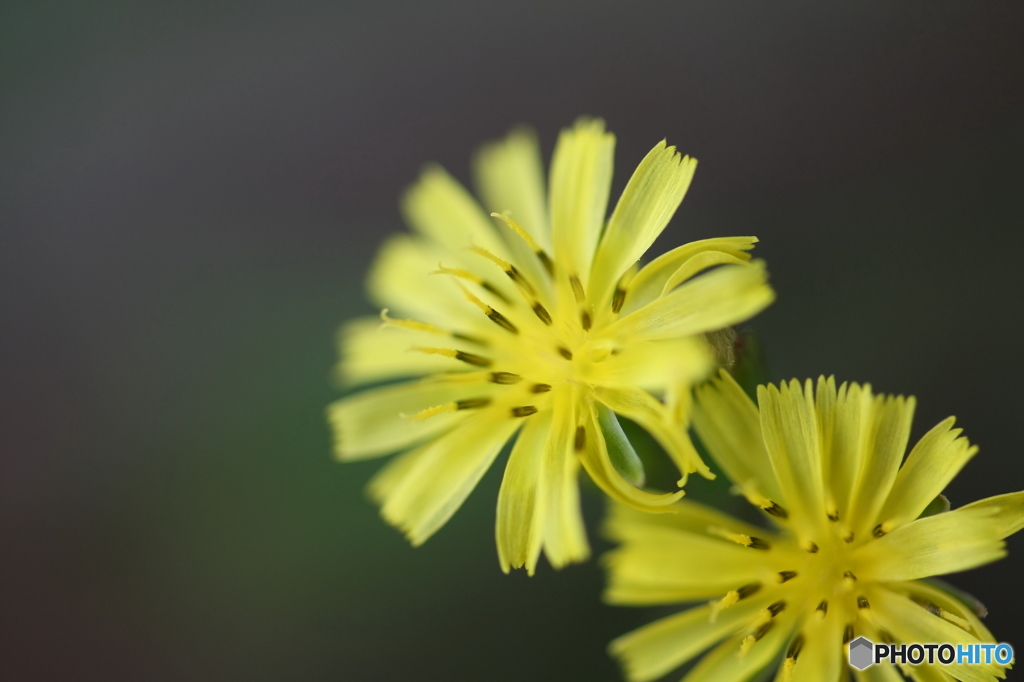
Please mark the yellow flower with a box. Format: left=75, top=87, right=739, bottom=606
left=605, top=371, right=1024, bottom=681
left=327, top=119, right=775, bottom=574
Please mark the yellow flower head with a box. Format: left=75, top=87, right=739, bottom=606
left=328, top=119, right=775, bottom=574
left=605, top=371, right=1024, bottom=682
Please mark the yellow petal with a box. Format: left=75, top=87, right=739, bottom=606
left=758, top=380, right=826, bottom=537
left=867, top=586, right=1006, bottom=682
left=495, top=407, right=553, bottom=575
left=327, top=377, right=496, bottom=460
left=594, top=385, right=713, bottom=481
left=681, top=625, right=790, bottom=682
left=855, top=506, right=1007, bottom=581
left=620, top=236, right=757, bottom=316
left=369, top=410, right=520, bottom=545
left=548, top=118, right=614, bottom=286
left=957, top=491, right=1024, bottom=540
left=540, top=389, right=590, bottom=568
left=827, top=381, right=874, bottom=522
left=473, top=126, right=552, bottom=275
left=401, top=164, right=508, bottom=256
left=337, top=317, right=466, bottom=386
left=785, top=615, right=843, bottom=682
left=847, top=393, right=916, bottom=539
left=605, top=499, right=767, bottom=546
left=577, top=404, right=685, bottom=513
left=607, top=261, right=774, bottom=342
left=853, top=662, right=914, bottom=682
left=590, top=337, right=711, bottom=392
left=610, top=598, right=770, bottom=682
left=876, top=417, right=977, bottom=532
left=660, top=250, right=749, bottom=296
left=603, top=524, right=775, bottom=604
left=589, top=140, right=697, bottom=305
left=693, top=370, right=783, bottom=504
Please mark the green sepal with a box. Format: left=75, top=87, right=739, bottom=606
left=596, top=403, right=645, bottom=488
left=918, top=493, right=951, bottom=519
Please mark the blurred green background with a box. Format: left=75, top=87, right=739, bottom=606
left=3, top=2, right=1024, bottom=680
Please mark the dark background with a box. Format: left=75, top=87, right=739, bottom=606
left=4, top=2, right=1024, bottom=680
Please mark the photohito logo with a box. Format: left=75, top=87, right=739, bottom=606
left=847, top=636, right=1014, bottom=670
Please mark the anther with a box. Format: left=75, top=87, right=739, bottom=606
left=827, top=511, right=839, bottom=522
left=816, top=600, right=828, bottom=615
left=558, top=346, right=573, bottom=361
left=532, top=302, right=553, bottom=325
left=480, top=282, right=511, bottom=304
left=456, top=398, right=491, bottom=410
left=843, top=625, right=854, bottom=645
left=752, top=621, right=774, bottom=642
left=612, top=287, right=627, bottom=313
left=537, top=251, right=554, bottom=277
left=569, top=275, right=585, bottom=303
left=786, top=634, right=804, bottom=661
left=857, top=596, right=870, bottom=610
left=747, top=537, right=771, bottom=550
left=580, top=310, right=592, bottom=331
left=806, top=542, right=819, bottom=553
left=511, top=406, right=538, bottom=418
left=485, top=308, right=518, bottom=334
left=762, top=501, right=789, bottom=519
left=843, top=571, right=857, bottom=582
left=736, top=583, right=762, bottom=600
left=530, top=383, right=552, bottom=393
left=912, top=597, right=942, bottom=617
left=843, top=531, right=855, bottom=543
left=778, top=571, right=798, bottom=583
left=768, top=601, right=787, bottom=617
left=872, top=523, right=887, bottom=538
left=574, top=426, right=586, bottom=451
left=452, top=332, right=487, bottom=345
left=505, top=265, right=535, bottom=296
left=879, top=630, right=895, bottom=645
left=490, top=372, right=521, bottom=385
left=454, top=351, right=491, bottom=367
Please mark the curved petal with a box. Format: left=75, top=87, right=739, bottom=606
left=590, top=337, right=711, bottom=393
left=682, top=623, right=790, bottom=682
left=610, top=597, right=771, bottom=682
left=604, top=500, right=768, bottom=546
left=369, top=410, right=520, bottom=545
left=548, top=118, right=614, bottom=287
left=594, top=385, right=713, bottom=481
left=606, top=262, right=774, bottom=342
left=661, top=250, right=748, bottom=295
left=577, top=402, right=684, bottom=514
left=620, top=236, right=757, bottom=316
left=495, top=408, right=553, bottom=575
left=589, top=140, right=697, bottom=305
left=327, top=376, right=496, bottom=459
left=956, top=491, right=1024, bottom=540
left=876, top=417, right=977, bottom=533
left=540, top=389, right=590, bottom=568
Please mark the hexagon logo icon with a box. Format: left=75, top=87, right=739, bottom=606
left=848, top=636, right=874, bottom=670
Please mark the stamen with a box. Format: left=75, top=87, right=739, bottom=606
left=580, top=310, right=592, bottom=331
left=711, top=528, right=771, bottom=550
left=740, top=621, right=774, bottom=655
left=468, top=245, right=513, bottom=272
left=574, top=426, right=586, bottom=451
left=709, top=590, right=740, bottom=621
left=455, top=397, right=491, bottom=409
left=612, top=287, right=627, bottom=313
left=379, top=309, right=448, bottom=336
left=806, top=542, right=819, bottom=553
left=767, top=601, right=787, bottom=617
left=761, top=500, right=789, bottom=519
left=857, top=596, right=870, bottom=610
left=843, top=571, right=857, bottom=582
left=408, top=402, right=457, bottom=421
left=611, top=267, right=636, bottom=314
left=452, top=281, right=518, bottom=334
left=843, top=625, right=854, bottom=645
left=872, top=523, right=887, bottom=538
left=569, top=275, right=586, bottom=304
left=490, top=372, right=521, bottom=384
left=843, top=531, right=855, bottom=543
left=816, top=600, right=828, bottom=615
left=530, top=383, right=552, bottom=393
left=558, top=346, right=573, bottom=361
left=827, top=511, right=840, bottom=522
left=412, top=347, right=492, bottom=367
left=778, top=571, right=798, bottom=583
left=452, top=331, right=488, bottom=345
left=489, top=212, right=554, bottom=277
left=511, top=406, right=538, bottom=418
left=737, top=583, right=762, bottom=600
left=786, top=634, right=804, bottom=661
left=531, top=302, right=552, bottom=325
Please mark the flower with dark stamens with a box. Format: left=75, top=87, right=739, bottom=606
left=327, top=119, right=775, bottom=573
left=605, top=371, right=1023, bottom=681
